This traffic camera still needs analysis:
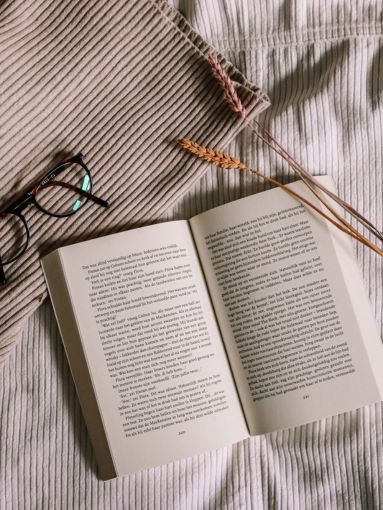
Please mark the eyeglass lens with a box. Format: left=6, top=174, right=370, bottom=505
left=0, top=213, right=28, bottom=264
left=35, top=161, right=91, bottom=216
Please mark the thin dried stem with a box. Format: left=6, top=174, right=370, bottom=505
left=250, top=119, right=383, bottom=242
left=178, top=138, right=383, bottom=257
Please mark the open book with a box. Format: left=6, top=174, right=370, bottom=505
left=42, top=177, right=383, bottom=480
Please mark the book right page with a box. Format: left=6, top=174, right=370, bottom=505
left=189, top=177, right=383, bottom=435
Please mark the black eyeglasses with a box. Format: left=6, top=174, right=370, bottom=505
left=0, top=153, right=109, bottom=285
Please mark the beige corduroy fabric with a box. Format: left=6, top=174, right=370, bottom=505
left=0, top=0, right=269, bottom=363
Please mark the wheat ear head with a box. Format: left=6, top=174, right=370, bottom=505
left=207, top=54, right=248, bottom=119
left=178, top=139, right=247, bottom=170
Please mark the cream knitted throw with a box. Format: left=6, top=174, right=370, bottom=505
left=0, top=0, right=269, bottom=363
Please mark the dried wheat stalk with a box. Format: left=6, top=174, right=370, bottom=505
left=207, top=53, right=383, bottom=245
left=179, top=138, right=383, bottom=257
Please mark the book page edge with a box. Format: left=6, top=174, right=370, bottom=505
left=41, top=250, right=117, bottom=480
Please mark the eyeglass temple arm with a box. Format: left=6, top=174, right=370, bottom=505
left=42, top=181, right=109, bottom=208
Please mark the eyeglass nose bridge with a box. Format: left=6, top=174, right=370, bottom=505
left=5, top=192, right=36, bottom=215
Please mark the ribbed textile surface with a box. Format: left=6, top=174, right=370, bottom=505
left=0, top=0, right=268, bottom=364
left=1, top=0, right=383, bottom=508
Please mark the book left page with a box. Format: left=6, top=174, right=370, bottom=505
left=42, top=221, right=248, bottom=478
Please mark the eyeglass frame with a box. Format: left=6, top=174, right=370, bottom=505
left=0, top=153, right=109, bottom=284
